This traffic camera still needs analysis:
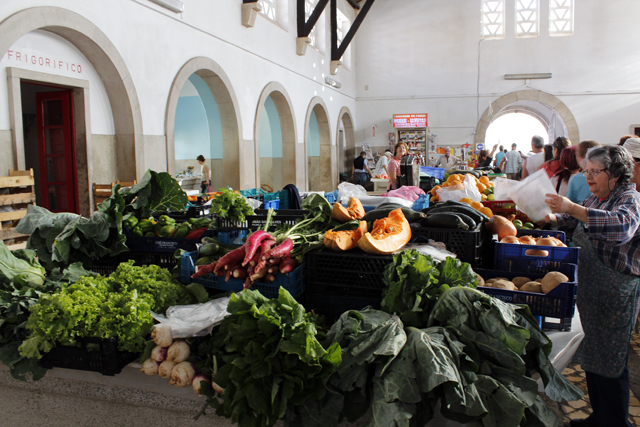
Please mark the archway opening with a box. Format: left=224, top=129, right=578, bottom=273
left=306, top=102, right=332, bottom=191
left=259, top=95, right=284, bottom=192
left=337, top=109, right=355, bottom=184
left=174, top=74, right=224, bottom=191
left=485, top=112, right=549, bottom=154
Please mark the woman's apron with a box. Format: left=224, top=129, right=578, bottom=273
left=573, top=224, right=640, bottom=378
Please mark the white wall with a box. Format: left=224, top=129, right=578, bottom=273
left=355, top=0, right=640, bottom=148
left=0, top=0, right=357, bottom=183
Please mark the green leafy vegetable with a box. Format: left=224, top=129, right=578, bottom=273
left=202, top=288, right=341, bottom=427
left=0, top=240, right=46, bottom=287
left=209, top=188, right=254, bottom=223
left=119, top=170, right=188, bottom=219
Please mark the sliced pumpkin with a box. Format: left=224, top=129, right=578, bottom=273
left=324, top=221, right=368, bottom=251
left=332, top=197, right=365, bottom=222
left=358, top=208, right=411, bottom=254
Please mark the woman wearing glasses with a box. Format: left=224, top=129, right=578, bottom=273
left=544, top=145, right=640, bottom=427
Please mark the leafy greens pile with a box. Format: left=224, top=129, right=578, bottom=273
left=209, top=188, right=254, bottom=223
left=201, top=288, right=342, bottom=427
left=19, top=261, right=196, bottom=359
left=288, top=250, right=582, bottom=427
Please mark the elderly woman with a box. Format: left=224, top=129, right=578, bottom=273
left=387, top=142, right=408, bottom=191
left=544, top=145, right=640, bottom=427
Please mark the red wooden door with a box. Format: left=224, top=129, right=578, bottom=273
left=36, top=90, right=78, bottom=213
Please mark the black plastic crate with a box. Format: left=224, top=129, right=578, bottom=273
left=409, top=223, right=488, bottom=267
left=304, top=291, right=383, bottom=323
left=123, top=227, right=216, bottom=253
left=40, top=337, right=139, bottom=376
left=164, top=205, right=210, bottom=221
left=306, top=249, right=394, bottom=292
left=88, top=252, right=177, bottom=276
left=215, top=209, right=308, bottom=231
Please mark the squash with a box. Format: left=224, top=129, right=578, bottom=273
left=323, top=221, right=368, bottom=251
left=358, top=208, right=411, bottom=254
left=486, top=215, right=517, bottom=240
left=332, top=197, right=365, bottom=222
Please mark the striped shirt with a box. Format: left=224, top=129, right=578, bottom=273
left=557, top=183, right=640, bottom=276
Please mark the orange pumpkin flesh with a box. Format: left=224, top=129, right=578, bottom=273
left=324, top=221, right=368, bottom=251
left=332, top=197, right=365, bottom=222
left=358, top=208, right=411, bottom=254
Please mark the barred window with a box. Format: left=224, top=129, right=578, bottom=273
left=481, top=0, right=505, bottom=39
left=259, top=0, right=277, bottom=21
left=305, top=0, right=318, bottom=47
left=516, top=0, right=538, bottom=37
left=549, top=0, right=574, bottom=36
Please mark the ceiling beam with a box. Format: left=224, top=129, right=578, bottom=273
left=297, top=0, right=330, bottom=38
left=331, top=0, right=375, bottom=63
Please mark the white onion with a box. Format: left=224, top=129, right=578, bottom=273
left=169, top=361, right=196, bottom=387
left=192, top=374, right=211, bottom=395
left=140, top=358, right=160, bottom=376
left=151, top=324, right=173, bottom=347
left=158, top=360, right=175, bottom=379
left=166, top=340, right=190, bottom=363
left=150, top=346, right=168, bottom=362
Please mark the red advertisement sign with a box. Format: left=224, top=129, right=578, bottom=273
left=393, top=114, right=428, bottom=128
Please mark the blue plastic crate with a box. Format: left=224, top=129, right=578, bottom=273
left=215, top=230, right=249, bottom=245
left=411, top=194, right=429, bottom=211
left=180, top=251, right=305, bottom=299
left=263, top=199, right=280, bottom=209
left=123, top=227, right=216, bottom=253
left=420, top=166, right=445, bottom=180
left=279, top=190, right=290, bottom=209
left=515, top=228, right=565, bottom=243
left=494, top=240, right=579, bottom=273
left=474, top=263, right=577, bottom=330
left=325, top=190, right=339, bottom=204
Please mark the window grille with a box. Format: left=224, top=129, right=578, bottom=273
left=305, top=0, right=318, bottom=47
left=516, top=0, right=538, bottom=37
left=259, top=0, right=277, bottom=21
left=549, top=0, right=573, bottom=36
left=481, top=0, right=505, bottom=39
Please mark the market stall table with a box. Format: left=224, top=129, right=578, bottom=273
left=370, top=178, right=388, bottom=195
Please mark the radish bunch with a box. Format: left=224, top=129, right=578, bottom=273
left=192, top=230, right=298, bottom=289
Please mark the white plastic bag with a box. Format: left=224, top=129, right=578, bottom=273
left=493, top=177, right=519, bottom=201
left=435, top=174, right=483, bottom=202
left=337, top=182, right=367, bottom=203
left=151, top=296, right=232, bottom=338
left=507, top=169, right=555, bottom=222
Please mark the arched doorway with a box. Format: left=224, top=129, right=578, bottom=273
left=476, top=90, right=578, bottom=147
left=336, top=107, right=355, bottom=183
left=305, top=98, right=332, bottom=192
left=485, top=112, right=549, bottom=153
left=254, top=83, right=297, bottom=192
left=166, top=57, right=242, bottom=190
left=0, top=7, right=143, bottom=215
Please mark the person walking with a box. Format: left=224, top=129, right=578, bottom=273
left=542, top=136, right=572, bottom=177
left=544, top=145, right=640, bottom=427
left=504, top=143, right=523, bottom=180
left=374, top=149, right=393, bottom=177
left=196, top=155, right=210, bottom=193
left=521, top=136, right=545, bottom=179
left=493, top=145, right=505, bottom=170
left=352, top=151, right=372, bottom=187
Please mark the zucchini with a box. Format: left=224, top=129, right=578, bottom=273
left=195, top=256, right=216, bottom=266
left=422, top=206, right=487, bottom=224
left=363, top=206, right=426, bottom=224
left=201, top=237, right=238, bottom=252
left=421, top=213, right=469, bottom=230
left=451, top=212, right=477, bottom=229
left=199, top=243, right=220, bottom=257
left=375, top=203, right=406, bottom=210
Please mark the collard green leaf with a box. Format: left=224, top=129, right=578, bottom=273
left=0, top=240, right=46, bottom=287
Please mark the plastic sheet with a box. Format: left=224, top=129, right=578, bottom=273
left=151, top=296, right=232, bottom=338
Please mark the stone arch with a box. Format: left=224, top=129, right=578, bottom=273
left=336, top=106, right=355, bottom=181
left=475, top=89, right=579, bottom=146
left=304, top=97, right=333, bottom=191
left=166, top=57, right=243, bottom=189
left=0, top=7, right=144, bottom=181
left=254, top=82, right=298, bottom=190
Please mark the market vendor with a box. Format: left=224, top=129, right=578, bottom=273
left=387, top=142, right=408, bottom=190
left=543, top=145, right=640, bottom=427
left=435, top=146, right=462, bottom=172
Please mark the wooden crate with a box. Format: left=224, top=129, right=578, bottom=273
left=0, top=169, right=35, bottom=250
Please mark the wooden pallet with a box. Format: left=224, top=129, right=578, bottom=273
left=0, top=169, right=35, bottom=250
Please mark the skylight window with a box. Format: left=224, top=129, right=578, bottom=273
left=549, top=0, right=574, bottom=36
left=481, top=0, right=505, bottom=39
left=259, top=0, right=277, bottom=21
left=516, top=0, right=538, bottom=37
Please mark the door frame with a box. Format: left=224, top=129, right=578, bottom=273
left=35, top=89, right=79, bottom=213
left=7, top=67, right=93, bottom=216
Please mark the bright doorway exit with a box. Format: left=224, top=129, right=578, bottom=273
left=485, top=113, right=548, bottom=154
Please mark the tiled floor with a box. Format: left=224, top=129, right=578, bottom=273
left=558, top=330, right=640, bottom=426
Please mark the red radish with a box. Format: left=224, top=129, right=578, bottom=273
left=225, top=269, right=233, bottom=282
left=248, top=251, right=261, bottom=267
left=265, top=274, right=275, bottom=282
left=243, top=277, right=252, bottom=290
left=279, top=257, right=298, bottom=274
left=233, top=268, right=248, bottom=279
left=262, top=238, right=293, bottom=260
left=268, top=258, right=281, bottom=266
left=267, top=266, right=277, bottom=275
left=192, top=261, right=217, bottom=278
left=249, top=264, right=268, bottom=282
left=213, top=246, right=246, bottom=275
left=241, top=231, right=272, bottom=266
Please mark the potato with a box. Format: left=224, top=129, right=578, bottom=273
left=476, top=274, right=485, bottom=287
left=540, top=272, right=569, bottom=293
left=486, top=278, right=497, bottom=284
left=491, top=279, right=516, bottom=290
left=512, top=277, right=532, bottom=289
left=520, top=282, right=543, bottom=293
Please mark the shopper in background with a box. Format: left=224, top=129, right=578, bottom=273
left=435, top=146, right=461, bottom=172
left=476, top=143, right=499, bottom=168
left=504, top=143, right=523, bottom=180
left=493, top=145, right=505, bottom=170
left=566, top=140, right=602, bottom=204
left=542, top=136, right=572, bottom=177
left=352, top=151, right=372, bottom=187
left=622, top=137, right=640, bottom=191
left=521, top=135, right=546, bottom=179
left=550, top=146, right=580, bottom=196
left=387, top=142, right=408, bottom=190
left=543, top=144, right=554, bottom=162
left=196, top=155, right=211, bottom=193
left=619, top=134, right=637, bottom=146
left=543, top=145, right=640, bottom=427
left=374, top=149, right=393, bottom=177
